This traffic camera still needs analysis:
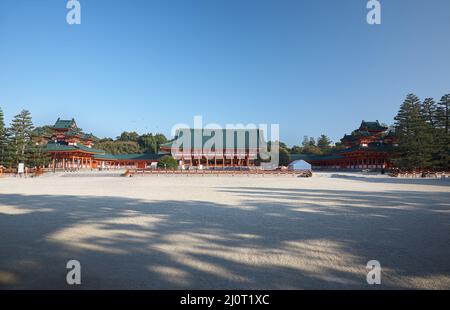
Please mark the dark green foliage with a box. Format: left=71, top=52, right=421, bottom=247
left=1, top=129, right=15, bottom=168
left=95, top=141, right=141, bottom=155
left=331, top=142, right=346, bottom=151
left=279, top=147, right=290, bottom=166
left=116, top=131, right=139, bottom=142
left=26, top=143, right=51, bottom=168
left=157, top=155, right=178, bottom=169
left=290, top=145, right=302, bottom=154
left=301, top=136, right=322, bottom=154
left=1, top=108, right=52, bottom=168
left=392, top=94, right=436, bottom=169
left=137, top=133, right=168, bottom=153
left=435, top=94, right=450, bottom=169
left=96, top=132, right=168, bottom=154
left=421, top=98, right=438, bottom=127
left=32, top=125, right=54, bottom=138
left=436, top=94, right=450, bottom=133
left=0, top=107, right=9, bottom=166
left=138, top=134, right=157, bottom=153
left=317, top=134, right=332, bottom=152
left=9, top=110, right=34, bottom=166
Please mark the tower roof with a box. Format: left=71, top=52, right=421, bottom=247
left=53, top=118, right=76, bottom=129
left=359, top=120, right=388, bottom=132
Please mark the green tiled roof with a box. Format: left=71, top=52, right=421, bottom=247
left=47, top=142, right=163, bottom=162
left=114, top=153, right=163, bottom=160
left=359, top=120, right=388, bottom=132
left=46, top=143, right=105, bottom=154
left=93, top=153, right=163, bottom=161
left=53, top=118, right=76, bottom=129
left=341, top=130, right=373, bottom=143
left=290, top=153, right=344, bottom=162
left=354, top=130, right=372, bottom=137
left=76, top=144, right=106, bottom=154
left=93, top=153, right=117, bottom=160
left=341, top=134, right=357, bottom=142
left=160, top=128, right=267, bottom=150
left=45, top=143, right=78, bottom=152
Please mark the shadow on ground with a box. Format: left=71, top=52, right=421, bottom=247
left=0, top=186, right=449, bottom=289
left=330, top=173, right=450, bottom=185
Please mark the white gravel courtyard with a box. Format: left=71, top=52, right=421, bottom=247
left=0, top=172, right=449, bottom=289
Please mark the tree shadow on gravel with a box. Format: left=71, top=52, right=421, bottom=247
left=0, top=187, right=449, bottom=289
left=329, top=173, right=450, bottom=186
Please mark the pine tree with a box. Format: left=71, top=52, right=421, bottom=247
left=421, top=98, right=438, bottom=127
left=317, top=134, right=332, bottom=152
left=26, top=143, right=51, bottom=168
left=0, top=107, right=7, bottom=166
left=420, top=97, right=441, bottom=167
left=9, top=110, right=34, bottom=166
left=436, top=94, right=450, bottom=134
left=435, top=94, right=450, bottom=169
left=392, top=94, right=434, bottom=169
left=2, top=129, right=15, bottom=168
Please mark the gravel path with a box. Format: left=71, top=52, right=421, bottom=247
left=0, top=172, right=449, bottom=289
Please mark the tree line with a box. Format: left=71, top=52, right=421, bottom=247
left=1, top=92, right=449, bottom=170
left=269, top=135, right=337, bottom=166
left=0, top=109, right=50, bottom=169
left=391, top=93, right=449, bottom=170
left=95, top=131, right=168, bottom=155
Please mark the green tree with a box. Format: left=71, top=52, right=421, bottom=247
left=98, top=137, right=114, bottom=143
left=2, top=129, right=15, bottom=168
left=279, top=147, right=290, bottom=166
left=95, top=141, right=141, bottom=154
left=331, top=142, right=346, bottom=151
left=26, top=143, right=51, bottom=168
left=9, top=110, right=34, bottom=166
left=302, top=136, right=316, bottom=147
left=157, top=155, right=178, bottom=169
left=435, top=94, right=450, bottom=169
left=421, top=98, right=438, bottom=127
left=154, top=133, right=168, bottom=147
left=138, top=134, right=157, bottom=153
left=0, top=107, right=8, bottom=166
left=301, top=136, right=322, bottom=154
left=436, top=94, right=450, bottom=134
left=290, top=145, right=303, bottom=154
left=32, top=125, right=54, bottom=138
left=117, top=131, right=139, bottom=142
left=317, top=134, right=332, bottom=152
left=392, top=94, right=434, bottom=169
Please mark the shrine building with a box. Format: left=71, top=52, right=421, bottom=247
left=46, top=118, right=161, bottom=169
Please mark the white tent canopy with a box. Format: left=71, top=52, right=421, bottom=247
left=288, top=160, right=312, bottom=171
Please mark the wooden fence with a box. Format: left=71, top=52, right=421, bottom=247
left=123, top=168, right=312, bottom=177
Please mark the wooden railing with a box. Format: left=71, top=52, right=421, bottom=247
left=123, top=168, right=312, bottom=177
left=389, top=169, right=450, bottom=178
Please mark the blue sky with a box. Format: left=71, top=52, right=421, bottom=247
left=0, top=0, right=449, bottom=145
